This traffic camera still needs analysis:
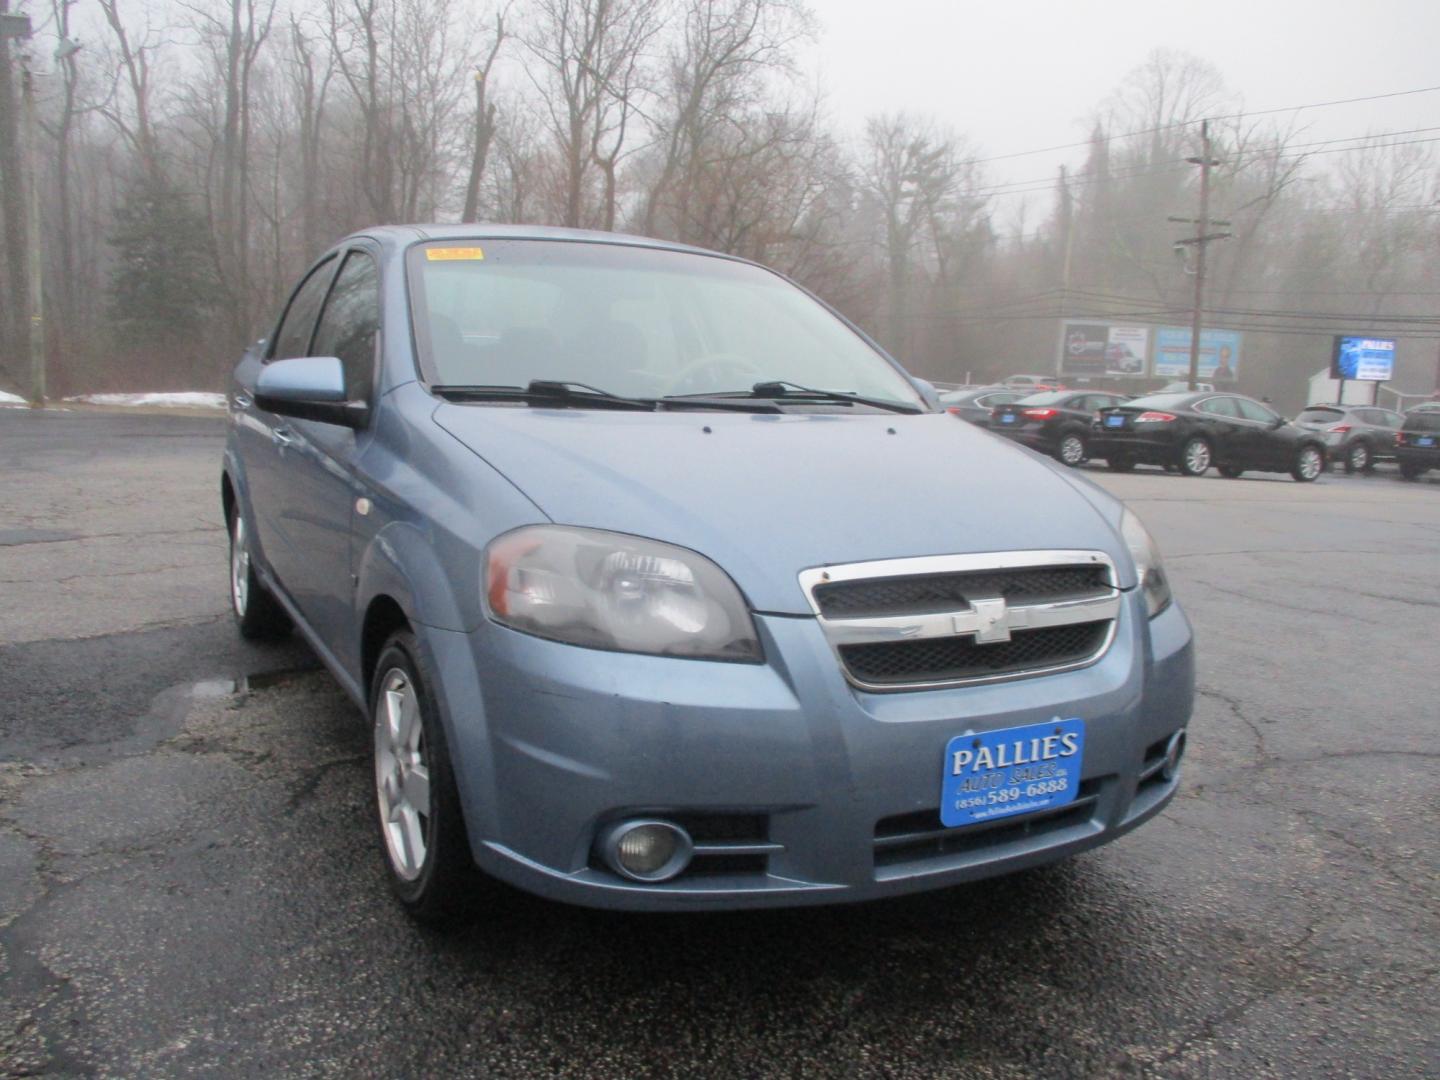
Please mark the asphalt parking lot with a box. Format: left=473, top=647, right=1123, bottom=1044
left=1, top=408, right=1437, bottom=1078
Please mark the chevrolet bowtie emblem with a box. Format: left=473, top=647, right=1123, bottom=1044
left=968, top=597, right=1011, bottom=644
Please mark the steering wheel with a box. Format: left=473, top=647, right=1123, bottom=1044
left=668, top=353, right=763, bottom=397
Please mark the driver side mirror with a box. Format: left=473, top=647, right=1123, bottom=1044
left=255, top=356, right=368, bottom=428
left=1270, top=416, right=1286, bottom=429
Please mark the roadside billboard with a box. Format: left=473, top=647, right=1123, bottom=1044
left=1152, top=327, right=1242, bottom=381
left=1059, top=322, right=1150, bottom=377
left=1330, top=336, right=1395, bottom=382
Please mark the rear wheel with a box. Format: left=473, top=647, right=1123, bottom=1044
left=1056, top=431, right=1087, bottom=467
left=1218, top=465, right=1245, bottom=478
left=1106, top=456, right=1136, bottom=473
left=1344, top=441, right=1371, bottom=474
left=372, top=631, right=481, bottom=924
left=228, top=509, right=291, bottom=640
left=1292, top=444, right=1324, bottom=482
left=1178, top=437, right=1212, bottom=477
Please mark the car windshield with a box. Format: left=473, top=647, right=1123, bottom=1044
left=408, top=239, right=922, bottom=408
left=1297, top=408, right=1345, bottom=424
left=1121, top=393, right=1194, bottom=410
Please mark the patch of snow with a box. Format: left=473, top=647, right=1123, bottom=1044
left=0, top=390, right=26, bottom=406
left=66, top=392, right=226, bottom=409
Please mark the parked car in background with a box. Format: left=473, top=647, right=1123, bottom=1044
left=939, top=385, right=1022, bottom=425
left=1294, top=404, right=1404, bottom=474
left=1091, top=392, right=1327, bottom=481
left=1003, top=373, right=1064, bottom=392
left=1157, top=381, right=1215, bottom=394
left=221, top=224, right=1194, bottom=919
left=989, top=390, right=1131, bottom=466
left=1396, top=409, right=1440, bottom=480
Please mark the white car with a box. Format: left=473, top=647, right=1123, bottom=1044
left=1158, top=381, right=1214, bottom=393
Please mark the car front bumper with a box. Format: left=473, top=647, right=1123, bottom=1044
left=422, top=593, right=1195, bottom=911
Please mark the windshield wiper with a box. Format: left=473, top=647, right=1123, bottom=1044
left=667, top=380, right=921, bottom=414
left=431, top=381, right=655, bottom=410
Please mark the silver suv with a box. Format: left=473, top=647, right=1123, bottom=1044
left=1295, top=404, right=1404, bottom=474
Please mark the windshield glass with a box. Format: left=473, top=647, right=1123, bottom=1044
left=1405, top=412, right=1440, bottom=433
left=408, top=239, right=922, bottom=407
left=1297, top=408, right=1344, bottom=424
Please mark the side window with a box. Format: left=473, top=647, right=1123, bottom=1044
left=1196, top=396, right=1238, bottom=418
left=311, top=252, right=381, bottom=403
left=1381, top=410, right=1405, bottom=428
left=271, top=258, right=337, bottom=361
left=1236, top=398, right=1277, bottom=423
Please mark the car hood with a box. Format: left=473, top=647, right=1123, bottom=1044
left=433, top=406, right=1131, bottom=614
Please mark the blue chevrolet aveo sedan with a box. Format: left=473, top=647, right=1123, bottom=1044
left=223, top=225, right=1194, bottom=921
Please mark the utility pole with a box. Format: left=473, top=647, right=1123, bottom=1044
left=0, top=9, right=31, bottom=397
left=22, top=58, right=43, bottom=405
left=1170, top=120, right=1232, bottom=391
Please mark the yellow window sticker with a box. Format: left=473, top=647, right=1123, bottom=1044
left=425, top=246, right=485, bottom=261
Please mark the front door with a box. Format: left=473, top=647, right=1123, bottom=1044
left=272, top=248, right=383, bottom=664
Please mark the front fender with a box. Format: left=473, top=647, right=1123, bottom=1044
left=354, top=520, right=469, bottom=633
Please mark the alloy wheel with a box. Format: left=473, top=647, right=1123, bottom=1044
left=1348, top=443, right=1369, bottom=472
left=230, top=516, right=250, bottom=618
left=1298, top=446, right=1323, bottom=481
left=1059, top=434, right=1085, bottom=466
left=375, top=669, right=432, bottom=881
left=1183, top=439, right=1211, bottom=474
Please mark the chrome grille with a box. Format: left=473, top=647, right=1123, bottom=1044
left=799, top=551, right=1121, bottom=691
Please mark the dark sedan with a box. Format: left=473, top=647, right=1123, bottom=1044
left=940, top=386, right=1022, bottom=425
left=1092, top=392, right=1327, bottom=481
left=989, top=390, right=1130, bottom=466
left=1396, top=410, right=1440, bottom=480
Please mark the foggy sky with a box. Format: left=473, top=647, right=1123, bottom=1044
left=809, top=0, right=1440, bottom=226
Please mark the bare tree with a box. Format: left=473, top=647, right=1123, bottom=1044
left=461, top=11, right=508, bottom=223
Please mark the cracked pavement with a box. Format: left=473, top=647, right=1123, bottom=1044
left=1, top=409, right=1437, bottom=1078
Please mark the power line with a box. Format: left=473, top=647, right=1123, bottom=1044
left=958, top=83, right=1440, bottom=169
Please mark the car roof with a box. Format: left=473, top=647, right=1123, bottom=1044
left=337, top=223, right=729, bottom=262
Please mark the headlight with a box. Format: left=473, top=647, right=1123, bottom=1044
left=1120, top=508, right=1173, bottom=617
left=484, top=526, right=762, bottom=661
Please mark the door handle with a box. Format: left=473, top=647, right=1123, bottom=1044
left=272, top=426, right=294, bottom=446
left=233, top=392, right=252, bottom=409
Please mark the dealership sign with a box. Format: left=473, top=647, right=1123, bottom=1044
left=1330, top=336, right=1395, bottom=382
left=1059, top=322, right=1150, bottom=377
left=1151, top=327, right=1242, bottom=380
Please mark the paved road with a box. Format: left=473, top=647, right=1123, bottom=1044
left=2, top=409, right=1437, bottom=1078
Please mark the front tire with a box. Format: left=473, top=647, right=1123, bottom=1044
left=1218, top=465, right=1245, bottom=478
left=1178, top=437, right=1212, bottom=477
left=1344, top=441, right=1370, bottom=474
left=1106, top=456, right=1136, bottom=473
left=1056, top=431, right=1087, bottom=467
left=1292, top=444, right=1324, bottom=482
left=372, top=631, right=479, bottom=923
left=228, top=509, right=292, bottom=640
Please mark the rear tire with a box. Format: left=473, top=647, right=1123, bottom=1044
left=228, top=508, right=292, bottom=641
left=1344, top=441, right=1370, bottom=474
left=1178, top=437, right=1212, bottom=477
left=372, top=631, right=481, bottom=924
left=1056, top=431, right=1087, bottom=467
left=1218, top=465, right=1244, bottom=478
left=1292, top=444, right=1324, bottom=482
left=1106, top=456, right=1136, bottom=473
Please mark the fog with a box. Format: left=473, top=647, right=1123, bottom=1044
left=0, top=0, right=1435, bottom=411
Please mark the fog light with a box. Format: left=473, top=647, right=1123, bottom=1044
left=1162, top=730, right=1187, bottom=782
left=598, top=820, right=693, bottom=882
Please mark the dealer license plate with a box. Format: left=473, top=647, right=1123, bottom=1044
left=1000, top=413, right=1015, bottom=424
left=1418, top=436, right=1435, bottom=447
left=1105, top=414, right=1125, bottom=428
left=940, top=718, right=1085, bottom=828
